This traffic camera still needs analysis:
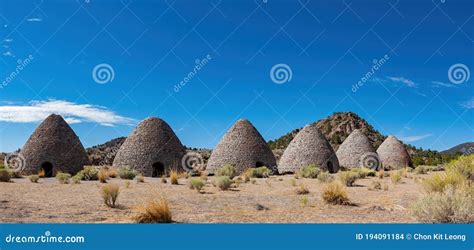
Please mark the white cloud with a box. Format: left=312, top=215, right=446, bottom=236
left=460, top=97, right=474, bottom=109
left=432, top=81, right=455, bottom=88
left=3, top=38, right=13, bottom=43
left=0, top=99, right=136, bottom=126
left=2, top=51, right=14, bottom=57
left=27, top=18, right=42, bottom=22
left=386, top=76, right=417, bottom=88
left=399, top=134, right=433, bottom=142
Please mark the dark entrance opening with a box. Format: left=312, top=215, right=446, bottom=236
left=327, top=161, right=334, bottom=173
left=152, top=162, right=165, bottom=177
left=41, top=162, right=53, bottom=177
left=255, top=161, right=265, bottom=168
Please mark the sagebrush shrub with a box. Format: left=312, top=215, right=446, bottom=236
left=446, top=155, right=474, bottom=180
left=135, top=174, right=145, bottom=183
left=247, top=167, right=271, bottom=178
left=391, top=171, right=402, bottom=184
left=216, top=164, right=236, bottom=178
left=0, top=169, right=11, bottom=182
left=56, top=173, right=71, bottom=184
left=299, top=164, right=321, bottom=179
left=351, top=167, right=376, bottom=178
left=188, top=178, right=205, bottom=192
left=118, top=166, right=138, bottom=180
left=368, top=180, right=382, bottom=191
left=295, top=184, right=309, bottom=195
left=338, top=171, right=358, bottom=186
left=29, top=175, right=39, bottom=183
left=422, top=171, right=465, bottom=193
left=317, top=171, right=334, bottom=183
left=80, top=166, right=99, bottom=180
left=414, top=166, right=428, bottom=175
left=322, top=182, right=350, bottom=205
left=214, top=176, right=232, bottom=190
left=98, top=168, right=109, bottom=183
left=101, top=183, right=120, bottom=208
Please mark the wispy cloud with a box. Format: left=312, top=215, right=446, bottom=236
left=460, top=97, right=474, bottom=109
left=2, top=51, right=14, bottom=57
left=386, top=76, right=417, bottom=88
left=26, top=17, right=42, bottom=22
left=0, top=99, right=136, bottom=126
left=432, top=81, right=455, bottom=88
left=3, top=38, right=13, bottom=43
left=399, top=134, right=433, bottom=142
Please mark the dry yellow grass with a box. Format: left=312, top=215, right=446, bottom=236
left=170, top=171, right=179, bottom=185
left=132, top=196, right=172, bottom=223
left=98, top=168, right=109, bottom=183
left=101, top=183, right=119, bottom=208
left=322, top=181, right=350, bottom=205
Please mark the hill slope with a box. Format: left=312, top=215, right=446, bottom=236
left=441, top=142, right=474, bottom=155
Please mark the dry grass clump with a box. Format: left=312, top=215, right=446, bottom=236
left=107, top=168, right=118, bottom=178
left=317, top=171, right=334, bottom=183
left=101, top=183, right=120, bottom=208
left=246, top=166, right=271, bottom=178
left=200, top=171, right=208, bottom=181
left=98, top=168, right=109, bottom=183
left=368, top=180, right=382, bottom=191
left=295, top=184, right=310, bottom=195
left=390, top=171, right=402, bottom=184
left=118, top=166, right=138, bottom=180
left=125, top=181, right=131, bottom=188
left=299, top=164, right=321, bottom=178
left=322, top=181, right=350, bottom=205
left=377, top=169, right=384, bottom=179
left=214, top=176, right=232, bottom=191
left=383, top=183, right=389, bottom=191
left=300, top=196, right=309, bottom=207
left=132, top=196, right=172, bottom=223
left=414, top=166, right=428, bottom=175
left=56, top=172, right=71, bottom=184
left=170, top=170, right=179, bottom=185
left=135, top=174, right=145, bottom=183
left=188, top=178, right=205, bottom=192
left=412, top=185, right=473, bottom=223
left=28, top=175, right=39, bottom=183
left=446, top=154, right=474, bottom=180
left=338, top=171, right=359, bottom=186
left=161, top=175, right=167, bottom=183
left=216, top=164, right=237, bottom=178
left=71, top=174, right=82, bottom=184
left=0, top=169, right=12, bottom=182
left=290, top=178, right=297, bottom=186
left=80, top=166, right=99, bottom=181
left=38, top=168, right=45, bottom=178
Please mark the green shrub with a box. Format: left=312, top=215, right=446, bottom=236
left=80, top=166, right=99, bottom=181
left=295, top=184, right=309, bottom=195
left=0, top=169, right=12, bottom=182
left=351, top=167, right=376, bottom=178
left=9, top=170, right=22, bottom=178
left=101, top=183, right=120, bottom=208
left=299, top=164, right=321, bottom=178
left=317, top=172, right=334, bottom=183
left=214, top=176, right=232, bottom=191
left=71, top=174, right=82, bottom=184
left=29, top=175, right=39, bottom=183
left=338, top=171, right=359, bottom=186
left=247, top=167, right=271, bottom=178
left=412, top=185, right=473, bottom=223
left=56, top=173, right=71, bottom=184
left=423, top=171, right=465, bottom=193
left=188, top=178, right=205, bottom=192
left=446, top=155, right=474, bottom=180
left=118, top=166, right=138, bottom=180
left=414, top=166, right=428, bottom=175
left=216, top=164, right=236, bottom=178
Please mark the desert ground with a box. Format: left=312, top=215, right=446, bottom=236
left=0, top=170, right=435, bottom=224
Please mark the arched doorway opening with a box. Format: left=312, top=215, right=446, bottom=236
left=327, top=161, right=335, bottom=173
left=152, top=162, right=165, bottom=177
left=255, top=161, right=265, bottom=168
left=41, top=162, right=53, bottom=177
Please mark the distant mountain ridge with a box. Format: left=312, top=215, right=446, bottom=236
left=442, top=142, right=474, bottom=155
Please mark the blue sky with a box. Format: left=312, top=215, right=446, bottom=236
left=0, top=0, right=473, bottom=152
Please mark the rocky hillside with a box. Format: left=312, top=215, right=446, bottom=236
left=86, top=137, right=126, bottom=166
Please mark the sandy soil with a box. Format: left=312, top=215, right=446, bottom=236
left=0, top=172, right=431, bottom=223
